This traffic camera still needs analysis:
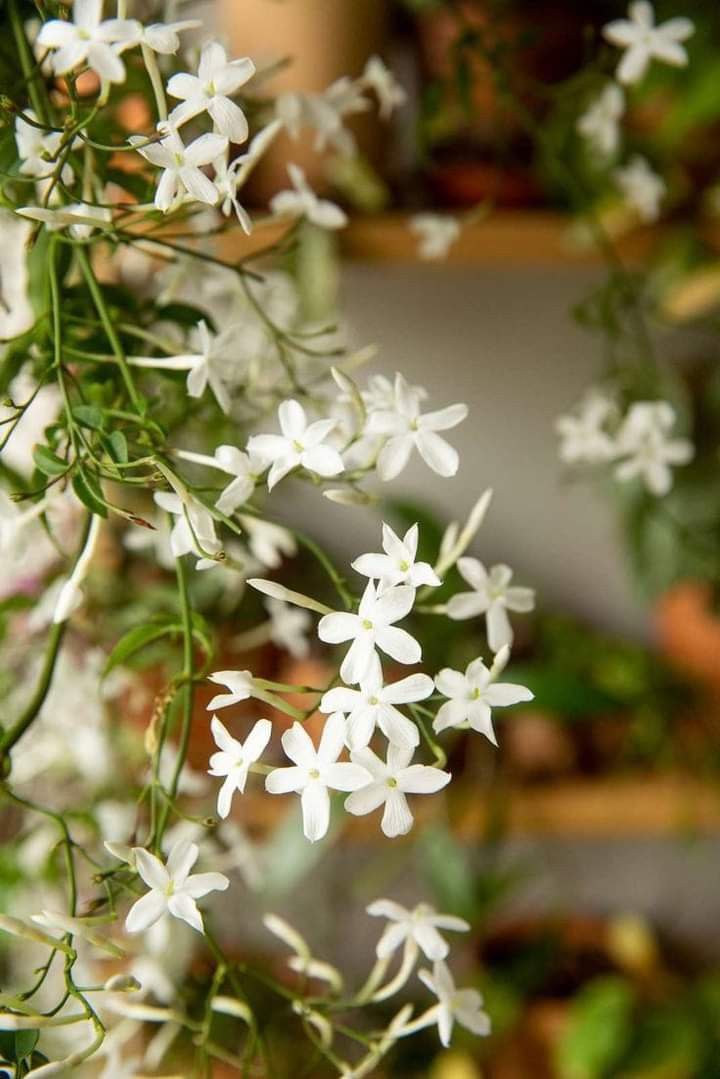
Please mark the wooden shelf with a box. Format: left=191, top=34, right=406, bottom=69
left=234, top=774, right=720, bottom=842
left=211, top=211, right=664, bottom=268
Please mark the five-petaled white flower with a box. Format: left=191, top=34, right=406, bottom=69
left=248, top=399, right=344, bottom=490
left=15, top=111, right=72, bottom=183
left=208, top=716, right=272, bottom=818
left=130, top=127, right=227, bottom=213
left=345, top=744, right=450, bottom=838
left=153, top=490, right=221, bottom=561
left=128, top=320, right=238, bottom=413
left=270, top=164, right=348, bottom=230
left=614, top=155, right=666, bottom=223
left=212, top=121, right=282, bottom=230
left=207, top=669, right=257, bottom=711
left=320, top=654, right=430, bottom=749
left=125, top=840, right=229, bottom=934
left=409, top=214, right=461, bottom=260
left=577, top=84, right=624, bottom=158
left=614, top=400, right=692, bottom=496
left=361, top=55, right=407, bottom=120
left=434, top=645, right=533, bottom=743
left=134, top=19, right=201, bottom=55
left=352, top=522, right=441, bottom=592
left=556, top=392, right=617, bottom=465
left=266, top=597, right=312, bottom=658
left=603, top=2, right=694, bottom=85
left=318, top=580, right=421, bottom=685
left=447, top=559, right=535, bottom=652
left=416, top=960, right=491, bottom=1047
left=37, top=0, right=139, bottom=83
left=264, top=714, right=370, bottom=842
left=168, top=43, right=255, bottom=143
left=367, top=899, right=469, bottom=960
left=366, top=374, right=468, bottom=481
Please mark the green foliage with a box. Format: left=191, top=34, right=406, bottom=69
left=556, top=977, right=635, bottom=1079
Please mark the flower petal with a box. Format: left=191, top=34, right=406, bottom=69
left=381, top=790, right=413, bottom=837
left=125, top=890, right=167, bottom=934
left=301, top=783, right=330, bottom=842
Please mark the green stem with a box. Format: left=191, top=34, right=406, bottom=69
left=9, top=0, right=49, bottom=123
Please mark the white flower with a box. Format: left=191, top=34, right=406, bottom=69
left=352, top=522, right=441, bottom=591
left=37, top=0, right=140, bottom=83
left=447, top=559, right=535, bottom=651
left=125, top=840, right=229, bottom=934
left=167, top=43, right=255, bottom=143
left=15, top=111, right=72, bottom=183
left=136, top=20, right=201, bottom=56
left=603, top=2, right=694, bottom=85
left=276, top=78, right=368, bottom=156
left=239, top=516, right=296, bottom=569
left=212, top=121, right=282, bottom=230
left=248, top=399, right=344, bottom=490
left=361, top=56, right=407, bottom=119
left=16, top=203, right=112, bottom=237
left=270, top=164, right=348, bottom=230
left=52, top=513, right=102, bottom=624
left=264, top=715, right=370, bottom=842
left=409, top=215, right=460, bottom=260
left=318, top=580, right=421, bottom=685
left=130, top=127, right=227, bottom=213
left=556, top=392, right=617, bottom=464
left=614, top=155, right=666, bottom=223
left=434, top=646, right=533, bottom=743
left=320, top=654, right=431, bottom=750
left=366, top=374, right=467, bottom=481
left=367, top=899, right=469, bottom=960
left=577, top=84, right=624, bottom=158
left=345, top=744, right=450, bottom=838
left=153, top=490, right=220, bottom=561
left=614, top=400, right=692, bottom=495
left=417, top=960, right=491, bottom=1047
left=211, top=445, right=266, bottom=514
left=208, top=716, right=271, bottom=818
left=266, top=598, right=312, bottom=658
left=206, top=669, right=256, bottom=711
left=129, top=320, right=237, bottom=413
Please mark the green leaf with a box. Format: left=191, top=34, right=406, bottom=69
left=72, top=471, right=107, bottom=518
left=32, top=444, right=67, bottom=477
left=104, top=621, right=178, bottom=676
left=555, top=977, right=635, bottom=1079
left=0, top=1027, right=39, bottom=1063
left=106, top=430, right=128, bottom=464
left=72, top=405, right=104, bottom=431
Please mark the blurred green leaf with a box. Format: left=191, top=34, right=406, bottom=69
left=556, top=977, right=635, bottom=1079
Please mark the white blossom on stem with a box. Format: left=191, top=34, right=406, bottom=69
left=603, top=2, right=694, bottom=85
left=266, top=597, right=312, bottom=658
left=153, top=490, right=221, bottom=561
left=208, top=716, right=272, bottom=818
left=128, top=320, right=237, bottom=413
left=213, top=121, right=282, bottom=230
left=248, top=399, right=344, bottom=490
left=447, top=559, right=535, bottom=651
left=206, top=670, right=257, bottom=711
left=37, top=0, right=140, bottom=83
left=366, top=374, right=467, bottom=481
left=125, top=840, right=229, bottom=934
left=614, top=155, right=666, bottom=223
left=434, top=646, right=533, bottom=743
left=211, top=445, right=266, bottom=514
left=264, top=715, right=370, bottom=842
left=130, top=127, right=227, bottom=213
left=367, top=899, right=469, bottom=961
left=416, top=961, right=491, bottom=1047
left=318, top=581, right=420, bottom=685
left=614, top=400, right=693, bottom=495
left=167, top=43, right=255, bottom=143
left=270, top=164, right=348, bottom=230
left=409, top=215, right=460, bottom=260
left=577, top=84, right=624, bottom=158
left=556, top=392, right=617, bottom=465
left=320, top=654, right=430, bottom=750
left=345, top=744, right=450, bottom=838
left=361, top=56, right=407, bottom=119
left=15, top=111, right=72, bottom=183
left=135, top=20, right=201, bottom=55
left=352, top=523, right=441, bottom=591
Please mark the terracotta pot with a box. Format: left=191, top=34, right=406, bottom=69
left=655, top=580, right=720, bottom=694
left=218, top=0, right=389, bottom=199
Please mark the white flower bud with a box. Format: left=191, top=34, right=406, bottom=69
left=248, top=579, right=331, bottom=615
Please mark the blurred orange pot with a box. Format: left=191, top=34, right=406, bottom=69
left=655, top=580, right=720, bottom=693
